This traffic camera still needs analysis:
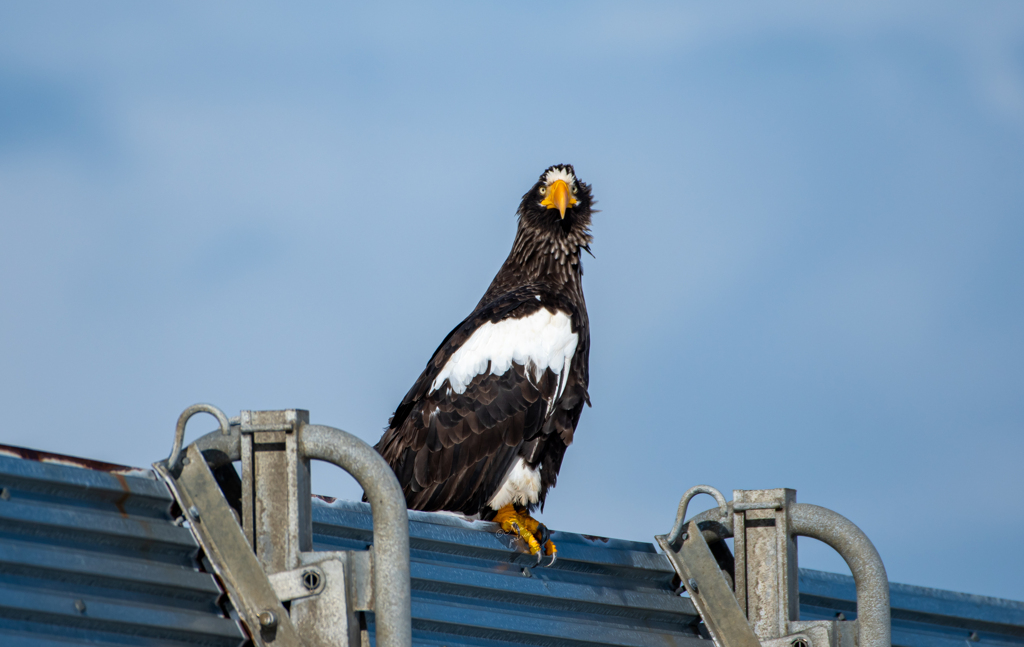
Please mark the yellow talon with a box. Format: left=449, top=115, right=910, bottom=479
left=544, top=539, right=557, bottom=557
left=522, top=529, right=542, bottom=555
left=492, top=504, right=557, bottom=557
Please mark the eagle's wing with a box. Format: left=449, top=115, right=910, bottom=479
left=374, top=287, right=588, bottom=515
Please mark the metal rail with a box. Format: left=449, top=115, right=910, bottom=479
left=300, top=424, right=412, bottom=647
left=790, top=503, right=890, bottom=647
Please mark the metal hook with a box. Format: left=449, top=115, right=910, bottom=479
left=666, top=484, right=728, bottom=549
left=166, top=403, right=230, bottom=472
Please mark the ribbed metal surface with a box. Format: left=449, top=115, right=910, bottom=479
left=1, top=447, right=1022, bottom=647
left=800, top=569, right=1024, bottom=647
left=312, top=499, right=1024, bottom=647
left=312, top=498, right=704, bottom=647
left=0, top=449, right=245, bottom=647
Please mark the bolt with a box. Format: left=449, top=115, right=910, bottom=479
left=74, top=599, right=87, bottom=614
left=188, top=505, right=200, bottom=521
left=688, top=578, right=699, bottom=594
left=835, top=612, right=846, bottom=621
left=181, top=457, right=191, bottom=466
left=791, top=639, right=808, bottom=647
left=521, top=567, right=532, bottom=578
left=258, top=610, right=277, bottom=629
left=0, top=488, right=9, bottom=501
left=302, top=569, right=321, bottom=591
left=969, top=631, right=980, bottom=642
left=681, top=532, right=689, bottom=542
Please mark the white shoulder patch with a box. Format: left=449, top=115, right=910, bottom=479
left=430, top=308, right=578, bottom=402
left=543, top=167, right=576, bottom=187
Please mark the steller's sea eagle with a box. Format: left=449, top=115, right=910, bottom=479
left=373, top=164, right=594, bottom=562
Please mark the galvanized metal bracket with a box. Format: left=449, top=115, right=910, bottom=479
left=268, top=565, right=326, bottom=602
left=658, top=486, right=891, bottom=647
left=155, top=405, right=411, bottom=647
left=155, top=443, right=304, bottom=647
left=656, top=519, right=761, bottom=647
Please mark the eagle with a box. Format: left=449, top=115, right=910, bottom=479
left=373, top=164, right=594, bottom=562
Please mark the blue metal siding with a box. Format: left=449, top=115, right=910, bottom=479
left=1, top=448, right=1022, bottom=647
left=799, top=569, right=1024, bottom=647
left=0, top=452, right=246, bottom=647
left=312, top=500, right=705, bottom=647
left=313, top=499, right=1024, bottom=647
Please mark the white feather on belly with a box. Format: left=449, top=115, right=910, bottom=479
left=486, top=458, right=541, bottom=510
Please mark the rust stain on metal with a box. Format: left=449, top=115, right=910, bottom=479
left=112, top=473, right=132, bottom=517
left=312, top=493, right=337, bottom=504
left=582, top=534, right=610, bottom=543
left=0, top=443, right=148, bottom=476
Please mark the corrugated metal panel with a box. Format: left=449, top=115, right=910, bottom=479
left=313, top=499, right=1024, bottom=647
left=799, top=569, right=1024, bottom=647
left=0, top=448, right=246, bottom=647
left=1, top=446, right=1022, bottom=647
left=311, top=497, right=705, bottom=647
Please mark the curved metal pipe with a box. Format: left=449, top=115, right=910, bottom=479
left=192, top=425, right=241, bottom=467
left=790, top=503, right=890, bottom=647
left=688, top=503, right=735, bottom=546
left=167, top=404, right=231, bottom=472
left=666, top=485, right=729, bottom=548
left=299, top=424, right=411, bottom=647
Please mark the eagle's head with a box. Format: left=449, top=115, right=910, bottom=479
left=518, top=164, right=594, bottom=239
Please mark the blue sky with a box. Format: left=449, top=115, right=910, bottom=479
left=1, top=2, right=1022, bottom=600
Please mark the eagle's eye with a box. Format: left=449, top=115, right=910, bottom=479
left=571, top=184, right=578, bottom=195
left=539, top=186, right=547, bottom=195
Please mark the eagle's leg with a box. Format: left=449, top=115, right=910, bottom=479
left=492, top=504, right=558, bottom=561
left=493, top=504, right=542, bottom=554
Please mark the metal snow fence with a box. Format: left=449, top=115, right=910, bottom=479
left=1, top=446, right=1021, bottom=647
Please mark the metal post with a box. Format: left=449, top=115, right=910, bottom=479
left=732, top=488, right=798, bottom=640
left=240, top=409, right=312, bottom=573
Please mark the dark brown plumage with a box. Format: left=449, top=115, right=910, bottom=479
left=374, top=164, right=594, bottom=522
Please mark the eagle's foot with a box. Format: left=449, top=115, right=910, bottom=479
left=492, top=504, right=557, bottom=563
left=493, top=505, right=542, bottom=554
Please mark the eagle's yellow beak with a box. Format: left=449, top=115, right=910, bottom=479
left=540, top=179, right=577, bottom=219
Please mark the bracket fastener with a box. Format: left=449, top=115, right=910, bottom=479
left=258, top=611, right=277, bottom=629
